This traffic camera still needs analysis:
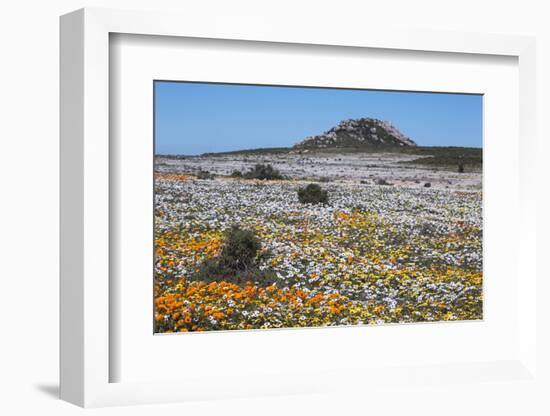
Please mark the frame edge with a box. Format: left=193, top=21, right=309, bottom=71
left=59, top=8, right=85, bottom=407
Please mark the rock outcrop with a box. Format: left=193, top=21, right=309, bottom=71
left=294, top=118, right=417, bottom=149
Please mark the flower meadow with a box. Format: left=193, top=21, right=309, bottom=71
left=154, top=162, right=482, bottom=333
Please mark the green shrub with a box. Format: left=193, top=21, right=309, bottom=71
left=194, top=260, right=278, bottom=287
left=375, top=178, right=392, bottom=186
left=190, top=225, right=277, bottom=287
left=243, top=164, right=283, bottom=180
left=458, top=162, right=465, bottom=173
left=229, top=169, right=243, bottom=177
left=196, top=169, right=214, bottom=179
left=297, top=183, right=328, bottom=204
left=418, top=222, right=437, bottom=236
left=218, top=225, right=261, bottom=270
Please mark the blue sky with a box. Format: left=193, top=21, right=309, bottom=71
left=155, top=81, right=482, bottom=155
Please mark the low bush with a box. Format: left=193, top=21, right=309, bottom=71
left=424, top=182, right=432, bottom=188
left=375, top=178, right=392, bottom=186
left=243, top=164, right=283, bottom=180
left=196, top=170, right=214, bottom=179
left=229, top=169, right=243, bottom=177
left=218, top=225, right=261, bottom=270
left=418, top=222, right=437, bottom=236
left=193, top=260, right=278, bottom=287
left=190, top=225, right=277, bottom=287
left=297, top=183, right=328, bottom=204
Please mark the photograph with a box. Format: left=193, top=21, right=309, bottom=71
left=153, top=81, right=483, bottom=333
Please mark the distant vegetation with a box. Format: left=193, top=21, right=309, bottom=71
left=375, top=178, right=392, bottom=186
left=298, top=183, right=328, bottom=204
left=157, top=145, right=482, bottom=173
left=196, top=169, right=215, bottom=179
left=201, top=147, right=290, bottom=157
left=398, top=147, right=482, bottom=171
left=158, top=145, right=481, bottom=164
left=243, top=164, right=283, bottom=180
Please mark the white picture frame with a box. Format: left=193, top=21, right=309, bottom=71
left=60, top=7, right=539, bottom=408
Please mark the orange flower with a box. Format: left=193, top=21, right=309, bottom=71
left=212, top=311, right=224, bottom=320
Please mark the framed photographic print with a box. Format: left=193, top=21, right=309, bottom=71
left=60, top=8, right=540, bottom=408
left=153, top=81, right=483, bottom=334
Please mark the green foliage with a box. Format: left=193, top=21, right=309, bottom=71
left=399, top=149, right=482, bottom=171
left=219, top=225, right=261, bottom=270
left=297, top=183, right=328, bottom=204
left=191, top=225, right=277, bottom=287
left=243, top=164, right=283, bottom=180
left=196, top=170, right=214, bottom=179
left=193, top=261, right=278, bottom=287
left=375, top=178, right=392, bottom=186
left=229, top=169, right=243, bottom=177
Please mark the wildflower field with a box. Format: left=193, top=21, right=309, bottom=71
left=154, top=153, right=482, bottom=333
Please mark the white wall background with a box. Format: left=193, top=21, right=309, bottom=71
left=0, top=1, right=548, bottom=415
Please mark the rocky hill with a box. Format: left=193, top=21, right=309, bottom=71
left=294, top=118, right=417, bottom=149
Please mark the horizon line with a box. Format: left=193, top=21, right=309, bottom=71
left=154, top=144, right=483, bottom=157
